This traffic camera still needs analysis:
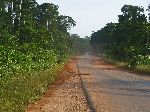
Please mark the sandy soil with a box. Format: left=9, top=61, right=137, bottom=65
left=26, top=58, right=89, bottom=112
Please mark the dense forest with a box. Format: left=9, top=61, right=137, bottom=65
left=0, top=0, right=79, bottom=111
left=90, top=5, right=150, bottom=68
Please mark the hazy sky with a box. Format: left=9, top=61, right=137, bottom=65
left=36, top=0, right=149, bottom=37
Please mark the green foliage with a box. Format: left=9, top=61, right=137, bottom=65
left=90, top=5, right=150, bottom=68
left=0, top=63, right=64, bottom=112
left=118, top=5, right=147, bottom=23
left=0, top=0, right=76, bottom=111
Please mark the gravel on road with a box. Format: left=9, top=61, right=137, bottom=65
left=26, top=58, right=89, bottom=112
left=27, top=55, right=150, bottom=112
left=79, top=55, right=150, bottom=112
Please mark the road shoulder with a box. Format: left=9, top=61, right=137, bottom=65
left=26, top=58, right=89, bottom=112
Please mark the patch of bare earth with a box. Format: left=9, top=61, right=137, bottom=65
left=26, top=58, right=89, bottom=112
left=90, top=58, right=116, bottom=70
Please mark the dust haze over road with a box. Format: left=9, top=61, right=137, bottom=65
left=79, top=55, right=150, bottom=112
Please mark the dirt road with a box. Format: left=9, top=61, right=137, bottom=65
left=27, top=55, right=150, bottom=112
left=27, top=58, right=89, bottom=112
left=79, top=55, right=150, bottom=112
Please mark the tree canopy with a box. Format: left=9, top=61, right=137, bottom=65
left=0, top=1, right=77, bottom=111
left=90, top=5, right=150, bottom=67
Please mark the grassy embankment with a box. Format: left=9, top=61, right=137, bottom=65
left=0, top=62, right=67, bottom=112
left=102, top=57, right=150, bottom=75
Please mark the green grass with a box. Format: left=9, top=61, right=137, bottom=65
left=136, top=65, right=150, bottom=74
left=103, top=57, right=150, bottom=74
left=0, top=63, right=65, bottom=112
left=102, top=57, right=127, bottom=67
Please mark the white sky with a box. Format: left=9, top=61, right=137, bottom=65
left=36, top=0, right=150, bottom=37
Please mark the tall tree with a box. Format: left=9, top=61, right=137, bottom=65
left=118, top=5, right=147, bottom=23
left=35, top=3, right=59, bottom=30
left=90, top=5, right=149, bottom=66
left=57, top=15, right=76, bottom=32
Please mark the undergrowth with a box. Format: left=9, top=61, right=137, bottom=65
left=103, top=57, right=150, bottom=74
left=0, top=63, right=65, bottom=112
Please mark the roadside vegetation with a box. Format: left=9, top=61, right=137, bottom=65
left=0, top=0, right=76, bottom=112
left=90, top=5, right=150, bottom=73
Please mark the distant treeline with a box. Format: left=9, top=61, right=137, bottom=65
left=71, top=34, right=91, bottom=55
left=90, top=5, right=150, bottom=67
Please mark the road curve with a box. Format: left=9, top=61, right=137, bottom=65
left=78, top=55, right=150, bottom=112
